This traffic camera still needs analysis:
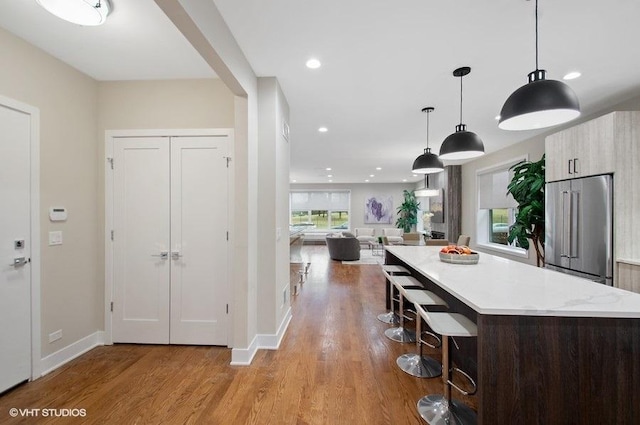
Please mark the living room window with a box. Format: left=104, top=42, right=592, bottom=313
left=476, top=158, right=528, bottom=258
left=290, top=190, right=350, bottom=231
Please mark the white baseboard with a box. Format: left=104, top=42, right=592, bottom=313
left=40, top=331, right=105, bottom=377
left=230, top=308, right=292, bottom=365
left=230, top=335, right=259, bottom=366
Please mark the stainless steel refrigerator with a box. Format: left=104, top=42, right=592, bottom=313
left=545, top=174, right=613, bottom=285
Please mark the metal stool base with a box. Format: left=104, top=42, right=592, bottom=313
left=384, top=326, right=416, bottom=343
left=377, top=311, right=399, bottom=325
left=397, top=354, right=442, bottom=378
left=417, top=394, right=477, bottom=425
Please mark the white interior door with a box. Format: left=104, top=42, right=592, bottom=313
left=111, top=134, right=229, bottom=346
left=0, top=104, right=31, bottom=392
left=170, top=136, right=228, bottom=345
left=112, top=137, right=171, bottom=344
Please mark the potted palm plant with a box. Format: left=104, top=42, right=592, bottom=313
left=396, top=190, right=420, bottom=233
left=506, top=154, right=545, bottom=267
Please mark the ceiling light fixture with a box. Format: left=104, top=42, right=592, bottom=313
left=36, top=0, right=111, bottom=26
left=563, top=71, right=581, bottom=81
left=318, top=127, right=328, bottom=132
left=498, top=0, right=580, bottom=130
left=414, top=175, right=439, bottom=197
left=412, top=107, right=444, bottom=174
left=306, top=58, right=321, bottom=69
left=439, top=67, right=485, bottom=160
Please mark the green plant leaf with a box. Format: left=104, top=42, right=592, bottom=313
left=506, top=154, right=545, bottom=266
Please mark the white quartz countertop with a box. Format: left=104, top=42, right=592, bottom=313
left=385, top=245, right=640, bottom=318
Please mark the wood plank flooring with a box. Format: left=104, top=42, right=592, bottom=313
left=0, top=245, right=476, bottom=424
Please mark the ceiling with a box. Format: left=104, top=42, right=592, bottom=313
left=2, top=1, right=640, bottom=184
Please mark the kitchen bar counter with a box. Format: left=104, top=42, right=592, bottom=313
left=385, top=245, right=640, bottom=318
left=384, top=245, right=640, bottom=425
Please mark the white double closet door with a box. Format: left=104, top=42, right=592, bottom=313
left=112, top=135, right=228, bottom=345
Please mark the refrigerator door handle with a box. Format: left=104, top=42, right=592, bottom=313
left=570, top=191, right=579, bottom=259
left=561, top=190, right=570, bottom=258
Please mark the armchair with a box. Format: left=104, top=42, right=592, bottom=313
left=382, top=228, right=404, bottom=245
left=326, top=234, right=361, bottom=261
left=354, top=228, right=376, bottom=246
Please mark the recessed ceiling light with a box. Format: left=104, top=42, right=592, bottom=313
left=318, top=127, right=328, bottom=133
left=292, top=179, right=297, bottom=183
left=495, top=115, right=501, bottom=120
left=369, top=174, right=375, bottom=178
left=563, top=71, right=582, bottom=80
left=376, top=167, right=382, bottom=171
left=306, top=58, right=322, bottom=69
left=325, top=167, right=332, bottom=171
left=328, top=180, right=333, bottom=183
left=365, top=179, right=370, bottom=183
left=327, top=174, right=333, bottom=178
left=402, top=179, right=407, bottom=182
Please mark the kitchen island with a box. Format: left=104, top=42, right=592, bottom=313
left=385, top=245, right=640, bottom=425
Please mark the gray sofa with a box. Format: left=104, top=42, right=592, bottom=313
left=326, top=233, right=360, bottom=261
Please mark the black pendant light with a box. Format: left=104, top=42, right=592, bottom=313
left=498, top=0, right=580, bottom=130
left=412, top=107, right=444, bottom=174
left=439, top=67, right=485, bottom=160
left=414, top=174, right=439, bottom=197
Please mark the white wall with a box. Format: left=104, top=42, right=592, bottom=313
left=0, top=27, right=100, bottom=357
left=257, top=77, right=291, bottom=335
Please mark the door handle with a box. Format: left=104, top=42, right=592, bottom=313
left=561, top=191, right=570, bottom=258
left=151, top=251, right=169, bottom=259
left=11, top=257, right=28, bottom=267
left=171, top=251, right=183, bottom=260
left=573, top=158, right=579, bottom=174
left=568, top=159, right=573, bottom=175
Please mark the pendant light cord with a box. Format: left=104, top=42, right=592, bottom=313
left=535, top=0, right=539, bottom=70
left=425, top=109, right=430, bottom=150
left=459, top=74, right=463, bottom=125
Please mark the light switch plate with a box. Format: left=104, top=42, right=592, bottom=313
left=49, top=231, right=63, bottom=246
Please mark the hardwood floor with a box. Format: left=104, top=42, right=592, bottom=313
left=0, top=245, right=475, bottom=424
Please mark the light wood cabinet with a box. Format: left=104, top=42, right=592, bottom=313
left=545, top=112, right=616, bottom=182
left=618, top=261, right=640, bottom=293
left=613, top=112, right=640, bottom=292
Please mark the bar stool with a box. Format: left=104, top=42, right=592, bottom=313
left=383, top=274, right=424, bottom=343
left=415, top=308, right=477, bottom=425
left=377, top=264, right=410, bottom=324
left=396, top=288, right=448, bottom=378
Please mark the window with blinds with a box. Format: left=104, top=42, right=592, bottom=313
left=290, top=191, right=350, bottom=230
left=476, top=158, right=527, bottom=257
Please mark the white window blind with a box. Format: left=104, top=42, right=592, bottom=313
left=478, top=168, right=518, bottom=210
left=290, top=191, right=350, bottom=210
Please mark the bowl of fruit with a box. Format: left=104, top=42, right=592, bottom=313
left=439, top=245, right=479, bottom=265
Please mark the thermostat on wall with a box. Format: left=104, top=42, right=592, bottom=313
left=49, top=207, right=67, bottom=222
